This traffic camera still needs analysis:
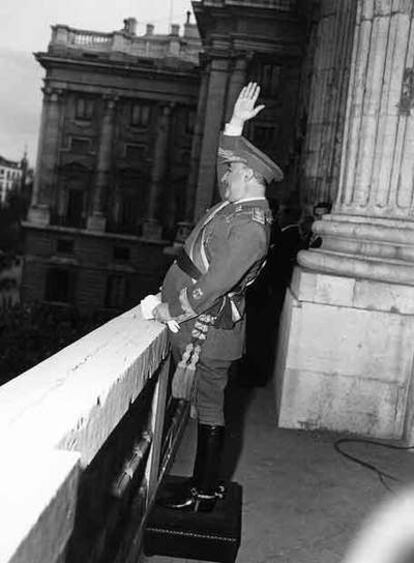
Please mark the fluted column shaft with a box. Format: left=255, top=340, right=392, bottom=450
left=301, top=0, right=356, bottom=205
left=300, top=0, right=414, bottom=287
left=28, top=87, right=63, bottom=224
left=193, top=57, right=230, bottom=220
left=337, top=0, right=414, bottom=217
left=146, top=105, right=172, bottom=222
left=185, top=65, right=210, bottom=223
left=92, top=96, right=117, bottom=215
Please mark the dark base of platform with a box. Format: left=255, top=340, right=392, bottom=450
left=144, top=476, right=242, bottom=562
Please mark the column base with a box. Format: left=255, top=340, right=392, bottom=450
left=87, top=213, right=106, bottom=232
left=274, top=266, right=414, bottom=440
left=27, top=205, right=50, bottom=226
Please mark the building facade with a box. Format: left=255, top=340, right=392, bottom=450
left=0, top=156, right=24, bottom=204
left=23, top=16, right=202, bottom=313
left=190, top=0, right=307, bottom=221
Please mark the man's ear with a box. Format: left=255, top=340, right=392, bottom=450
left=243, top=167, right=255, bottom=181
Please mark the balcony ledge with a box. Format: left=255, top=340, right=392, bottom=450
left=0, top=305, right=170, bottom=563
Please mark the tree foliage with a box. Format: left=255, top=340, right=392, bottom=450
left=0, top=302, right=113, bottom=386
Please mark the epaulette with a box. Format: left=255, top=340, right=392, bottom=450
left=251, top=207, right=266, bottom=225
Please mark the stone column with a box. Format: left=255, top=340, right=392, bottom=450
left=224, top=55, right=248, bottom=122
left=142, top=104, right=172, bottom=241
left=301, top=0, right=356, bottom=206
left=87, top=95, right=117, bottom=232
left=184, top=62, right=210, bottom=225
left=28, top=87, right=63, bottom=225
left=193, top=56, right=230, bottom=220
left=275, top=0, right=414, bottom=441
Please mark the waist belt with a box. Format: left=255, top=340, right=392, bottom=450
left=176, top=248, right=202, bottom=281
left=176, top=249, right=242, bottom=330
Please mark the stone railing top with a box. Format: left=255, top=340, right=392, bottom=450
left=194, top=0, right=296, bottom=10
left=48, top=23, right=202, bottom=64
left=0, top=305, right=169, bottom=563
left=0, top=305, right=168, bottom=465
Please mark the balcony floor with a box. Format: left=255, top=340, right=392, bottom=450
left=144, top=372, right=414, bottom=563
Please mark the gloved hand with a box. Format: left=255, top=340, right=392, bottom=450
left=140, top=294, right=180, bottom=333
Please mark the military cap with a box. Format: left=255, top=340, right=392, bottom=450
left=218, top=135, right=284, bottom=183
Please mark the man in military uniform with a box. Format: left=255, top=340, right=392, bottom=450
left=152, top=82, right=283, bottom=511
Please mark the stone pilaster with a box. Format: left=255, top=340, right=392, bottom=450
left=28, top=87, right=63, bottom=226
left=193, top=56, right=230, bottom=220
left=184, top=62, right=210, bottom=224
left=87, top=95, right=117, bottom=232
left=142, top=104, right=172, bottom=241
left=275, top=0, right=414, bottom=441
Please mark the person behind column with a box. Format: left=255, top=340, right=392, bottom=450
left=150, top=82, right=283, bottom=512
left=308, top=200, right=332, bottom=248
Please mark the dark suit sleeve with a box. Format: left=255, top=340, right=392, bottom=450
left=184, top=213, right=268, bottom=315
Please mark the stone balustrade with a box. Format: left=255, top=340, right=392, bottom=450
left=49, top=24, right=201, bottom=64
left=200, top=0, right=296, bottom=10
left=0, top=306, right=182, bottom=563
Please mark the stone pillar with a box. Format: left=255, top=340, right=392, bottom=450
left=183, top=61, right=210, bottom=225
left=275, top=0, right=414, bottom=441
left=301, top=0, right=356, bottom=206
left=142, top=104, right=172, bottom=241
left=87, top=95, right=117, bottom=232
left=28, top=87, right=63, bottom=225
left=224, top=55, right=248, bottom=122
left=193, top=56, right=230, bottom=220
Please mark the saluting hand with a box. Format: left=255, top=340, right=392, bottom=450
left=230, top=82, right=265, bottom=128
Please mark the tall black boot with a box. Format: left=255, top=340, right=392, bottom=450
left=160, top=424, right=225, bottom=512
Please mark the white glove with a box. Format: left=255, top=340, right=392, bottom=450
left=166, top=320, right=180, bottom=333
left=140, top=294, right=180, bottom=333
left=140, top=294, right=161, bottom=319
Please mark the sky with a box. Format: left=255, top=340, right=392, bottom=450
left=0, top=0, right=194, bottom=165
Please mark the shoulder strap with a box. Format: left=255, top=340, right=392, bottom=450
left=188, top=201, right=229, bottom=270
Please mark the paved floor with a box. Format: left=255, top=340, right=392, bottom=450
left=144, top=373, right=414, bottom=563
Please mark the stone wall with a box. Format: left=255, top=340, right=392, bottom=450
left=22, top=224, right=172, bottom=312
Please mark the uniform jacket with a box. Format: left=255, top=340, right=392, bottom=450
left=161, top=134, right=272, bottom=360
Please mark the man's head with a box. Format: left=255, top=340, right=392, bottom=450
left=221, top=162, right=267, bottom=202
left=218, top=135, right=283, bottom=203
left=313, top=201, right=332, bottom=219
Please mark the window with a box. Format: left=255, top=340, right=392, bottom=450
left=120, top=194, right=139, bottom=228
left=45, top=268, right=72, bottom=303
left=130, top=103, right=151, bottom=127
left=125, top=144, right=145, bottom=161
left=185, top=109, right=196, bottom=135
left=113, top=246, right=130, bottom=261
left=105, top=274, right=129, bottom=308
left=0, top=169, right=4, bottom=176
left=66, top=189, right=84, bottom=227
left=56, top=238, right=74, bottom=254
left=71, top=137, right=91, bottom=154
left=253, top=62, right=281, bottom=98
left=76, top=97, right=94, bottom=120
